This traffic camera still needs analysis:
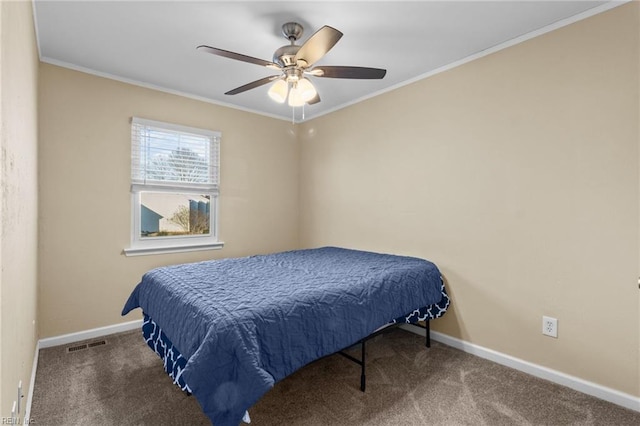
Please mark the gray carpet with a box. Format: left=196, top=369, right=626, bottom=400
left=30, top=328, right=640, bottom=425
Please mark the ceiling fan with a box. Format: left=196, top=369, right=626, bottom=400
left=197, top=22, right=387, bottom=107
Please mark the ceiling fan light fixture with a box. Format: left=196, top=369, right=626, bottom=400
left=297, top=78, right=317, bottom=103
left=288, top=84, right=306, bottom=107
left=268, top=79, right=288, bottom=103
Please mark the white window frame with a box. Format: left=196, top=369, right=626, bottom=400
left=124, top=117, right=224, bottom=256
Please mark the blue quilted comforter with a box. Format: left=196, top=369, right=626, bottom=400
left=122, top=247, right=444, bottom=426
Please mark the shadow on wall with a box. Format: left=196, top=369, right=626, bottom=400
left=432, top=274, right=464, bottom=339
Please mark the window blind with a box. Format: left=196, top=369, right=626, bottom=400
left=131, top=117, right=220, bottom=191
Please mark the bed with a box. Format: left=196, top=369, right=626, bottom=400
left=122, top=246, right=449, bottom=426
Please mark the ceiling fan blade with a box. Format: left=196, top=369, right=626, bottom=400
left=309, top=66, right=387, bottom=79
left=225, top=75, right=281, bottom=95
left=197, top=45, right=279, bottom=69
left=294, top=26, right=343, bottom=67
left=307, top=92, right=321, bottom=105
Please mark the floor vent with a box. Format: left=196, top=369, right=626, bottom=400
left=67, top=339, right=107, bottom=353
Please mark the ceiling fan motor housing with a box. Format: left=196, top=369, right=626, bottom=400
left=273, top=44, right=301, bottom=68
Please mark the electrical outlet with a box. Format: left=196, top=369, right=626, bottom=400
left=542, top=316, right=558, bottom=338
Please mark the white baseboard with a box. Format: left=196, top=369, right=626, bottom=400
left=38, top=319, right=143, bottom=349
left=25, top=341, right=39, bottom=422
left=400, top=324, right=640, bottom=413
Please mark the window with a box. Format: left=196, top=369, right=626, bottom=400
left=124, top=117, right=223, bottom=256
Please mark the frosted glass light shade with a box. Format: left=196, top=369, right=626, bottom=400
left=297, top=78, right=317, bottom=102
left=288, top=86, right=305, bottom=107
left=268, top=80, right=288, bottom=103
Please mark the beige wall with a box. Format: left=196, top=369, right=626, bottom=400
left=38, top=64, right=299, bottom=338
left=0, top=0, right=39, bottom=418
left=36, top=1, right=639, bottom=402
left=299, top=3, right=639, bottom=396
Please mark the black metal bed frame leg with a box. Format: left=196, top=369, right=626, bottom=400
left=339, top=323, right=415, bottom=392
left=426, top=320, right=431, bottom=348
left=337, top=338, right=368, bottom=392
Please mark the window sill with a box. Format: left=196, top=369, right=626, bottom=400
left=123, top=241, right=225, bottom=257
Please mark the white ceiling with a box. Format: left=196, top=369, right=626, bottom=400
left=34, top=1, right=621, bottom=123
